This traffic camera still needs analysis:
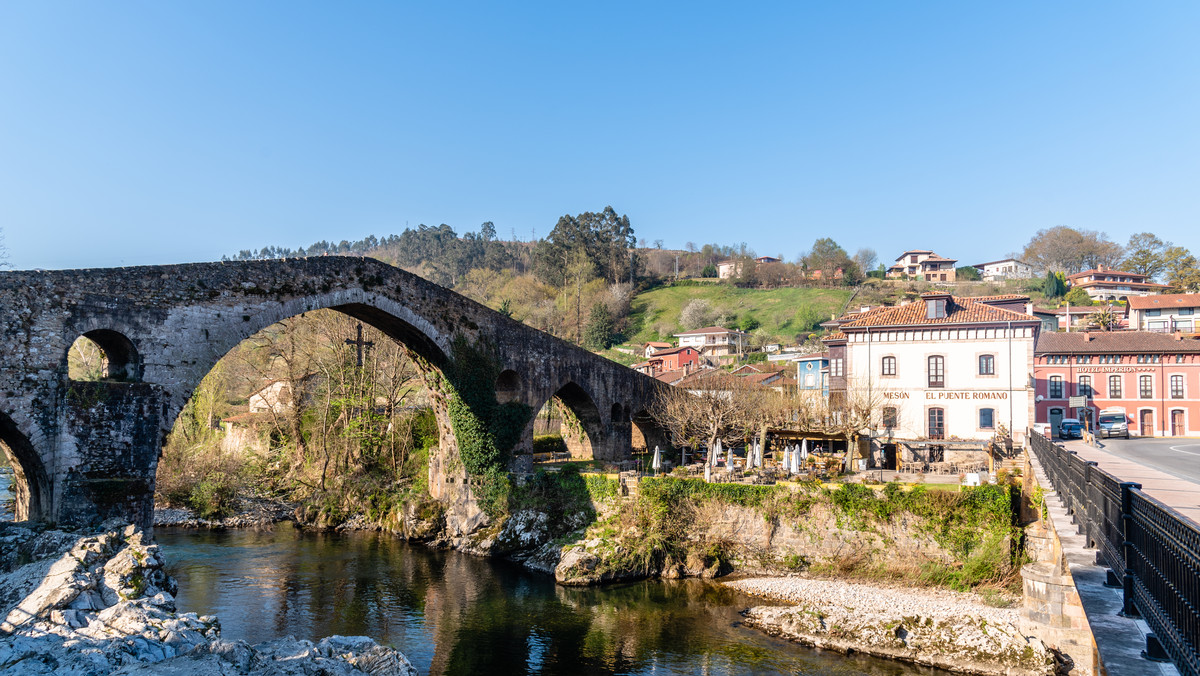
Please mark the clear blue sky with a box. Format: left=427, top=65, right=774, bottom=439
left=1, top=2, right=1197, bottom=270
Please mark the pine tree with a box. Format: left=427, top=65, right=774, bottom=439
left=583, top=303, right=615, bottom=350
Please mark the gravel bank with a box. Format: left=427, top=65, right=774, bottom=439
left=725, top=576, right=1056, bottom=676
left=726, top=576, right=1021, bottom=626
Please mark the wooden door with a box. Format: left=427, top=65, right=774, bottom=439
left=883, top=444, right=897, bottom=470
left=1171, top=410, right=1184, bottom=436
left=1140, top=409, right=1154, bottom=436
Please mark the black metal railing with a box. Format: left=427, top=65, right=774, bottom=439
left=1028, top=432, right=1199, bottom=676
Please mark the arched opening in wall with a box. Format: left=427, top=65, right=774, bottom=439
left=610, top=403, right=624, bottom=423
left=496, top=370, right=521, bottom=404
left=0, top=411, right=50, bottom=522
left=531, top=382, right=603, bottom=462
left=154, top=308, right=443, bottom=524
left=67, top=329, right=141, bottom=381
left=631, top=409, right=675, bottom=463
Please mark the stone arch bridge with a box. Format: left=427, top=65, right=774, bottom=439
left=0, top=258, right=672, bottom=531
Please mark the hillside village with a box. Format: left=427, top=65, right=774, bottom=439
left=50, top=218, right=1200, bottom=512
left=181, top=220, right=1200, bottom=482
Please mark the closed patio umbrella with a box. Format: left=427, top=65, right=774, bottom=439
left=652, top=446, right=662, bottom=476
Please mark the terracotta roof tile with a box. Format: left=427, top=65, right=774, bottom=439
left=1035, top=331, right=1200, bottom=354
left=970, top=294, right=1030, bottom=302
left=647, top=346, right=696, bottom=357
left=1126, top=294, right=1200, bottom=310
left=654, top=369, right=688, bottom=384
left=741, top=371, right=783, bottom=384
left=1067, top=268, right=1149, bottom=281
left=836, top=296, right=1037, bottom=329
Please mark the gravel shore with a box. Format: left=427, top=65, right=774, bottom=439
left=725, top=576, right=1055, bottom=676
left=725, top=575, right=1020, bottom=626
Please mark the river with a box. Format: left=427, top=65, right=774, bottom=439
left=0, top=470, right=936, bottom=675
left=156, top=526, right=942, bottom=676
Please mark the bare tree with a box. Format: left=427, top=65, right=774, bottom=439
left=852, top=248, right=877, bottom=276
left=0, top=227, right=9, bottom=269
left=652, top=377, right=794, bottom=474
left=679, top=298, right=716, bottom=330
left=1022, top=226, right=1125, bottom=274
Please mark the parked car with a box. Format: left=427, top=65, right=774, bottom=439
left=1097, top=411, right=1130, bottom=439
left=1059, top=418, right=1083, bottom=439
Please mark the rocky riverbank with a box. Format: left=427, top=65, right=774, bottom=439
left=0, top=521, right=417, bottom=675
left=726, top=576, right=1057, bottom=676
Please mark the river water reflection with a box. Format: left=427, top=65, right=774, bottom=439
left=157, top=526, right=941, bottom=676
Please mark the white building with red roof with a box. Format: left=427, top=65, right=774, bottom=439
left=674, top=326, right=749, bottom=357
left=824, top=292, right=1041, bottom=468
left=1065, top=265, right=1169, bottom=301
left=642, top=341, right=673, bottom=358
left=1127, top=294, right=1200, bottom=334
left=886, top=249, right=958, bottom=282
left=972, top=258, right=1033, bottom=281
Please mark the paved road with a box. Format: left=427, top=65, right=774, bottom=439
left=1092, top=437, right=1200, bottom=484
left=1062, top=438, right=1200, bottom=524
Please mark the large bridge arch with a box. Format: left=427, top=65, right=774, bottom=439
left=0, top=257, right=669, bottom=531
left=142, top=292, right=453, bottom=430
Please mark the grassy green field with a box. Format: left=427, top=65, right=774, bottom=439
left=624, top=284, right=853, bottom=344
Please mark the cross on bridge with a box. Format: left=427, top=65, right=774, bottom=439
left=345, top=323, right=374, bottom=367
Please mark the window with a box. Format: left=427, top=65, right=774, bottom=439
left=881, top=356, right=896, bottom=376
left=1171, top=375, right=1184, bottom=399
left=1177, top=355, right=1186, bottom=364
left=1140, top=375, right=1153, bottom=399
left=1109, top=375, right=1122, bottom=398
left=1147, top=309, right=1161, bottom=317
left=910, top=254, right=918, bottom=263
left=831, top=358, right=844, bottom=377
left=1078, top=376, right=1092, bottom=398
left=978, top=354, right=995, bottom=376
left=927, top=355, right=945, bottom=388
left=883, top=407, right=898, bottom=428
left=926, top=298, right=947, bottom=319
left=1049, top=376, right=1063, bottom=399
left=979, top=408, right=994, bottom=429
left=928, top=408, right=945, bottom=439
left=1181, top=308, right=1195, bottom=316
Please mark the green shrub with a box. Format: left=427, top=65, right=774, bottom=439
left=188, top=475, right=240, bottom=519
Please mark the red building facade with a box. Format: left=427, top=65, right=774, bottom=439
left=1033, top=332, right=1200, bottom=437
left=632, top=346, right=701, bottom=377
